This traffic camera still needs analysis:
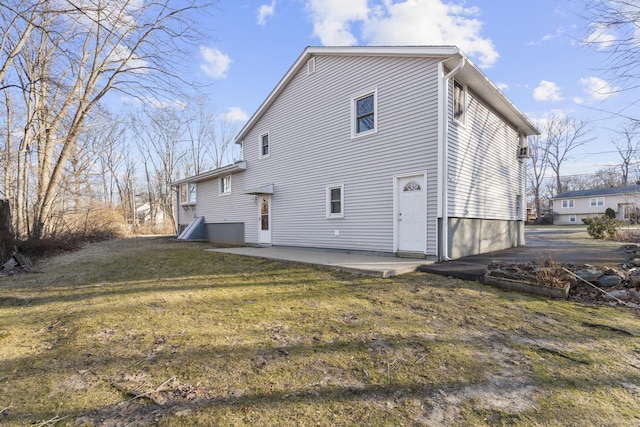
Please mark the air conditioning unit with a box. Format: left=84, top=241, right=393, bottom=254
left=517, top=146, right=530, bottom=159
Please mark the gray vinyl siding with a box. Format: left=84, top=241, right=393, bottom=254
left=241, top=55, right=442, bottom=253
left=175, top=50, right=533, bottom=257
left=177, top=173, right=252, bottom=225
left=447, top=85, right=522, bottom=221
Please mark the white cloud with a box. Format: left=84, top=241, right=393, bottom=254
left=364, top=1, right=498, bottom=67
left=108, top=44, right=148, bottom=73
left=257, top=1, right=276, bottom=26
left=305, top=0, right=499, bottom=68
left=584, top=23, right=616, bottom=50
left=220, top=106, right=248, bottom=123
left=495, top=82, right=509, bottom=92
left=199, top=46, right=232, bottom=79
left=533, top=80, right=563, bottom=102
left=527, top=27, right=566, bottom=46
left=307, top=0, right=368, bottom=45
left=580, top=76, right=618, bottom=100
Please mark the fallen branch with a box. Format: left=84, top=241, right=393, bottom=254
left=1, top=400, right=12, bottom=415
left=109, top=375, right=176, bottom=405
left=562, top=267, right=632, bottom=306
left=128, top=376, right=176, bottom=403
left=33, top=404, right=70, bottom=427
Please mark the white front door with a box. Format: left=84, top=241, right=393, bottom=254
left=258, top=196, right=271, bottom=245
left=397, top=175, right=426, bottom=253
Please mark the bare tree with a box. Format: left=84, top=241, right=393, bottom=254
left=1, top=0, right=212, bottom=239
left=131, top=107, right=188, bottom=231
left=614, top=120, right=640, bottom=185
left=0, top=1, right=41, bottom=86
left=212, top=112, right=241, bottom=168
left=583, top=0, right=640, bottom=95
left=184, top=98, right=216, bottom=176
left=0, top=199, right=13, bottom=263
left=527, top=132, right=551, bottom=222
left=543, top=113, right=594, bottom=196
left=592, top=166, right=623, bottom=188
left=183, top=100, right=242, bottom=176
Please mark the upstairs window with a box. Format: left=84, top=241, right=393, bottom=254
left=562, top=199, right=575, bottom=208
left=221, top=175, right=231, bottom=195
left=589, top=197, right=604, bottom=207
left=453, top=80, right=466, bottom=124
left=352, top=89, right=377, bottom=138
left=259, top=133, right=270, bottom=158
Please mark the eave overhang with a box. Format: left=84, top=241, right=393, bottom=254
left=243, top=184, right=274, bottom=195
left=171, top=160, right=247, bottom=187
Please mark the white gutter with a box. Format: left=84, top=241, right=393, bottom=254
left=439, top=55, right=465, bottom=262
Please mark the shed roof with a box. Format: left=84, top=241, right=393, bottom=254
left=235, top=45, right=540, bottom=143
left=555, top=185, right=640, bottom=199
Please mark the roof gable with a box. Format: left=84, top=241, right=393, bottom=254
left=235, top=46, right=539, bottom=143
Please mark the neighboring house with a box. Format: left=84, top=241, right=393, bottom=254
left=172, top=46, right=538, bottom=261
left=136, top=202, right=165, bottom=226
left=553, top=185, right=640, bottom=224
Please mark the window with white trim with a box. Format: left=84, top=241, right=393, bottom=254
left=220, top=175, right=231, bottom=195
left=570, top=214, right=577, bottom=223
left=351, top=89, right=377, bottom=138
left=259, top=133, right=270, bottom=158
left=590, top=197, right=604, bottom=207
left=453, top=80, right=466, bottom=124
left=326, top=184, right=344, bottom=218
left=181, top=183, right=196, bottom=205
left=562, top=199, right=575, bottom=208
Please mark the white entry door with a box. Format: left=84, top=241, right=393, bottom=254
left=258, top=196, right=271, bottom=245
left=397, top=176, right=426, bottom=253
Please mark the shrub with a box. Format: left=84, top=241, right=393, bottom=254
left=605, top=207, right=616, bottom=219
left=584, top=215, right=623, bottom=240
left=16, top=229, right=120, bottom=261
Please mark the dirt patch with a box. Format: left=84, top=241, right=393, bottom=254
left=417, top=333, right=537, bottom=425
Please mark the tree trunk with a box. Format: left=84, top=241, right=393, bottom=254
left=0, top=199, right=14, bottom=263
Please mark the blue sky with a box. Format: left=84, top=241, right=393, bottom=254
left=149, top=0, right=638, bottom=176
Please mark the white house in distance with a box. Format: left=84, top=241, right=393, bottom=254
left=172, top=46, right=539, bottom=261
left=553, top=185, right=640, bottom=224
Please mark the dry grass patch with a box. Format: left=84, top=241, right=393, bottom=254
left=0, top=236, right=639, bottom=426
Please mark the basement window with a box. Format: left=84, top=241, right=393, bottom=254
left=326, top=184, right=344, bottom=218
left=181, top=183, right=196, bottom=205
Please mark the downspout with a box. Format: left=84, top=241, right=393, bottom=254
left=171, top=185, right=180, bottom=236
left=439, top=55, right=465, bottom=262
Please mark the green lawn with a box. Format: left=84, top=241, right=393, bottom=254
left=1, top=237, right=638, bottom=426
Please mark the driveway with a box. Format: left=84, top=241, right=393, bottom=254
left=420, top=226, right=628, bottom=281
